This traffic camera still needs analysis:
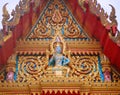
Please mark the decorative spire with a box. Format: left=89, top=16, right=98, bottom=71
left=109, top=4, right=118, bottom=26
left=53, top=35, right=63, bottom=50
left=2, top=3, right=10, bottom=25
left=55, top=35, right=61, bottom=43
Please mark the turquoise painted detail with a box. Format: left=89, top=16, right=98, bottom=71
left=14, top=55, right=19, bottom=80
left=61, top=26, right=64, bottom=35
left=98, top=55, right=104, bottom=82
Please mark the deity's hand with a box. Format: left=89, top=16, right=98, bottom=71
left=62, top=56, right=70, bottom=66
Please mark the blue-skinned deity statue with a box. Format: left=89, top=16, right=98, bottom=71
left=48, top=45, right=70, bottom=77
left=48, top=45, right=70, bottom=66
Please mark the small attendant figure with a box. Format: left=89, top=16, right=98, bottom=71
left=104, top=69, right=111, bottom=82
left=6, top=69, right=14, bottom=81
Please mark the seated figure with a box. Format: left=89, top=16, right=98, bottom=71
left=6, top=70, right=14, bottom=81
left=48, top=44, right=70, bottom=77
left=104, top=69, right=111, bottom=82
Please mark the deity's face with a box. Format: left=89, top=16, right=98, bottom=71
left=55, top=46, right=62, bottom=54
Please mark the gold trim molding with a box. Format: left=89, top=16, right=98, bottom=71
left=0, top=78, right=120, bottom=94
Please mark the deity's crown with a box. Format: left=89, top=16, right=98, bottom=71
left=53, top=35, right=63, bottom=49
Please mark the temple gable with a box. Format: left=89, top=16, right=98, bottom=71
left=27, top=0, right=90, bottom=40
left=0, top=0, right=120, bottom=95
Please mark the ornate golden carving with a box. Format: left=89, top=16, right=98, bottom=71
left=16, top=33, right=102, bottom=81
left=15, top=38, right=102, bottom=55
left=18, top=55, right=47, bottom=81
left=52, top=9, right=62, bottom=23
left=28, top=0, right=88, bottom=39
left=15, top=33, right=105, bottom=82
left=70, top=55, right=101, bottom=81
left=63, top=18, right=87, bottom=38
left=101, top=55, right=111, bottom=72
left=16, top=39, right=50, bottom=54
left=30, top=21, right=52, bottom=39
left=0, top=78, right=120, bottom=94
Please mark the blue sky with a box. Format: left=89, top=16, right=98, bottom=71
left=0, top=0, right=120, bottom=31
